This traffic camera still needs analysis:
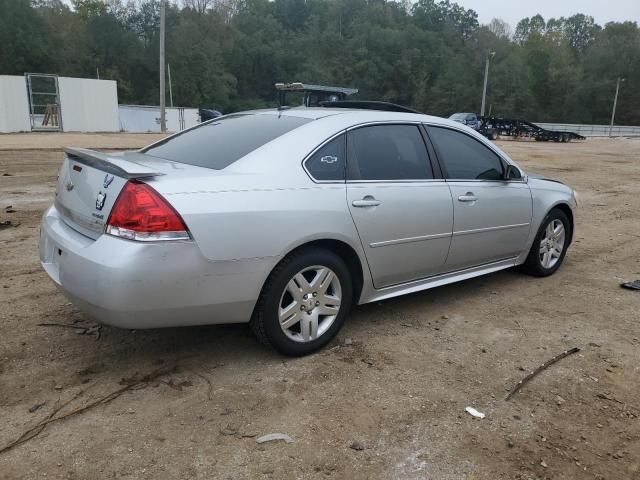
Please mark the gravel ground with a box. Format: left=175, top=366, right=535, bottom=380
left=0, top=134, right=639, bottom=479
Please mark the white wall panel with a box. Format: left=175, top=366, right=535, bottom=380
left=58, top=77, right=119, bottom=132
left=118, top=105, right=200, bottom=133
left=0, top=76, right=31, bottom=132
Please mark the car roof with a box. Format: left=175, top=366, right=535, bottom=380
left=234, top=107, right=462, bottom=129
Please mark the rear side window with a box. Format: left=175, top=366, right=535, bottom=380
left=304, top=134, right=346, bottom=181
left=428, top=126, right=504, bottom=180
left=347, top=125, right=433, bottom=181
left=142, top=114, right=312, bottom=170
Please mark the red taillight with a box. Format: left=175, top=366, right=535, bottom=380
left=106, top=180, right=190, bottom=241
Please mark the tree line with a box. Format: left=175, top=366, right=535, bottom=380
left=1, top=0, right=639, bottom=124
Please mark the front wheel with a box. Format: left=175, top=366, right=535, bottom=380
left=521, top=209, right=571, bottom=277
left=251, top=248, right=353, bottom=356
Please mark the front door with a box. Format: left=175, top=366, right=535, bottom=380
left=346, top=124, right=453, bottom=288
left=426, top=125, right=532, bottom=270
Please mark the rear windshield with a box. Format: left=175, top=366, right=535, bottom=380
left=142, top=114, right=312, bottom=169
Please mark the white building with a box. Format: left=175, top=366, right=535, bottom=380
left=0, top=74, right=119, bottom=133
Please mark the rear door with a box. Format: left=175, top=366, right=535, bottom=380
left=425, top=125, right=532, bottom=271
left=346, top=124, right=453, bottom=288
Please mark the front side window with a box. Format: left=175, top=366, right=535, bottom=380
left=304, top=134, right=346, bottom=181
left=142, top=114, right=312, bottom=170
left=428, top=126, right=504, bottom=180
left=347, top=125, right=433, bottom=181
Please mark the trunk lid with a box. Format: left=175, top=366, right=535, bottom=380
left=54, top=148, right=165, bottom=239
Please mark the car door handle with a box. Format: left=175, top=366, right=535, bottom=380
left=352, top=197, right=381, bottom=208
left=458, top=192, right=478, bottom=202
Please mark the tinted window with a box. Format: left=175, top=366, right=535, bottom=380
left=142, top=114, right=311, bottom=170
left=347, top=125, right=433, bottom=181
left=304, top=134, right=345, bottom=181
left=428, top=126, right=504, bottom=180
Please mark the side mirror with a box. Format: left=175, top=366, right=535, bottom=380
left=505, top=165, right=522, bottom=180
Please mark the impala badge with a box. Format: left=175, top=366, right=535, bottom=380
left=65, top=181, right=74, bottom=192
left=96, top=191, right=107, bottom=211
left=103, top=174, right=114, bottom=189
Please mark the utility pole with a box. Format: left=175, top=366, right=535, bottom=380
left=167, top=63, right=174, bottom=108
left=609, top=77, right=624, bottom=137
left=159, top=0, right=166, bottom=133
left=480, top=51, right=495, bottom=118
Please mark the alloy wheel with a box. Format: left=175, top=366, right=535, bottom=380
left=539, top=219, right=566, bottom=269
left=278, top=266, right=342, bottom=343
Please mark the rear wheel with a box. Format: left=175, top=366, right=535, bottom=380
left=251, top=248, right=353, bottom=356
left=521, top=209, right=570, bottom=277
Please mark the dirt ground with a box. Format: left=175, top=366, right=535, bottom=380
left=0, top=134, right=639, bottom=480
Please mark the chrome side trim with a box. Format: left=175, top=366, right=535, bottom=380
left=453, top=223, right=530, bottom=237
left=360, top=257, right=517, bottom=304
left=369, top=232, right=451, bottom=248
left=347, top=179, right=445, bottom=184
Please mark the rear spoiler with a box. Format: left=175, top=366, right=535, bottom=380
left=64, top=148, right=165, bottom=179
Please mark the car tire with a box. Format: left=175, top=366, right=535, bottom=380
left=521, top=209, right=571, bottom=277
left=250, top=247, right=353, bottom=356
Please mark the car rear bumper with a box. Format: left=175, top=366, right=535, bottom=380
left=39, top=205, right=273, bottom=329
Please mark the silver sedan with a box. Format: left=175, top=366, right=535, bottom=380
left=40, top=108, right=577, bottom=356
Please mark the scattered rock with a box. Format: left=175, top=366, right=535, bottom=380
left=441, top=315, right=449, bottom=319
left=343, top=337, right=353, bottom=346
left=540, top=460, right=548, bottom=468
left=350, top=441, right=365, bottom=451
left=556, top=395, right=566, bottom=406
left=255, top=433, right=294, bottom=444
left=0, top=220, right=17, bottom=230
left=4, top=206, right=16, bottom=213
left=220, top=423, right=239, bottom=436
left=612, top=451, right=624, bottom=459
left=465, top=406, right=485, bottom=419
left=28, top=402, right=45, bottom=413
left=54, top=385, right=63, bottom=390
left=2, top=173, right=13, bottom=176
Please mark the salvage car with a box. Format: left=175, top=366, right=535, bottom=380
left=40, top=108, right=577, bottom=356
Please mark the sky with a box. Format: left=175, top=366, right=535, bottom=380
left=452, top=0, right=640, bottom=29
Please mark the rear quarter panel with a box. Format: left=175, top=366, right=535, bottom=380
left=148, top=116, right=370, bottom=284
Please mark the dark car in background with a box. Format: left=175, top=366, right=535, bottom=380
left=449, top=112, right=479, bottom=130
